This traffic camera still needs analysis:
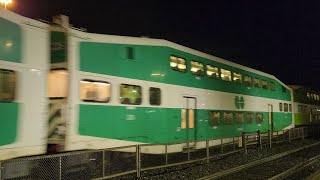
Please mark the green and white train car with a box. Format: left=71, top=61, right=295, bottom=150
left=0, top=9, right=294, bottom=160
left=289, top=85, right=320, bottom=126
left=0, top=9, right=49, bottom=160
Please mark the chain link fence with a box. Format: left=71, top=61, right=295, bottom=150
left=0, top=126, right=317, bottom=180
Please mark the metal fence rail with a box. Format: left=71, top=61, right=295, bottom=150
left=0, top=126, right=317, bottom=180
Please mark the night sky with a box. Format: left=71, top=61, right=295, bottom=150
left=8, top=0, right=320, bottom=90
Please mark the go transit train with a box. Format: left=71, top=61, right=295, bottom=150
left=0, top=8, right=294, bottom=161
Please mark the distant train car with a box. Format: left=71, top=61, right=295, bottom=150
left=289, top=85, right=320, bottom=126
left=0, top=9, right=294, bottom=160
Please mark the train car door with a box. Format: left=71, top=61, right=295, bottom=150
left=181, top=97, right=197, bottom=148
left=268, top=104, right=274, bottom=131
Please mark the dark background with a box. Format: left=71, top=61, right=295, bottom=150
left=8, top=0, right=320, bottom=90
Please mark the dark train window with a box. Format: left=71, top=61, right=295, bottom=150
left=298, top=105, right=302, bottom=112
left=289, top=104, right=292, bottom=112
left=120, top=84, right=142, bottom=105
left=206, top=65, right=219, bottom=79
left=80, top=80, right=110, bottom=102
left=279, top=103, right=283, bottom=111
left=256, top=113, right=263, bottom=124
left=48, top=69, right=68, bottom=99
left=261, top=80, right=268, bottom=89
left=170, top=56, right=186, bottom=72
left=235, top=112, right=244, bottom=124
left=233, top=72, right=242, bottom=84
left=223, top=112, right=233, bottom=124
left=127, top=47, right=134, bottom=60
left=190, top=60, right=204, bottom=76
left=253, top=78, right=261, bottom=88
left=246, top=112, right=254, bottom=123
left=268, top=82, right=275, bottom=91
left=149, top=87, right=161, bottom=105
left=284, top=103, right=288, bottom=112
left=244, top=75, right=252, bottom=87
left=221, top=69, right=232, bottom=81
left=0, top=69, right=16, bottom=102
left=209, top=111, right=220, bottom=126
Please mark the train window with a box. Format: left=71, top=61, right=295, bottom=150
left=209, top=111, right=220, bottom=126
left=48, top=69, right=68, bottom=99
left=279, top=103, right=283, bottom=111
left=256, top=113, right=263, bottom=124
left=284, top=103, right=288, bottom=112
left=268, top=82, right=275, bottom=91
left=206, top=65, right=219, bottom=79
left=235, top=112, right=244, bottom=124
left=243, top=75, right=252, bottom=87
left=253, top=78, right=261, bottom=88
left=223, top=112, right=233, bottom=124
left=149, top=87, right=161, bottom=105
left=289, top=104, right=292, bottom=112
left=307, top=93, right=310, bottom=99
left=120, top=84, right=142, bottom=105
left=221, top=69, right=231, bottom=81
left=233, top=72, right=242, bottom=84
left=80, top=80, right=110, bottom=102
left=170, top=56, right=186, bottom=72
left=181, top=108, right=186, bottom=129
left=261, top=80, right=268, bottom=89
left=246, top=112, right=254, bottom=123
left=282, top=86, right=287, bottom=93
left=298, top=105, right=302, bottom=112
left=0, top=69, right=16, bottom=102
left=190, top=60, right=204, bottom=76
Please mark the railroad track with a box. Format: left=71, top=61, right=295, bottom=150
left=199, top=141, right=320, bottom=180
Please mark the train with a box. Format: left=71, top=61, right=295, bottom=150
left=0, top=8, right=318, bottom=161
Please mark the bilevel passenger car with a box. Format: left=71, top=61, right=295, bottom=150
left=0, top=9, right=294, bottom=161
left=288, top=85, right=320, bottom=126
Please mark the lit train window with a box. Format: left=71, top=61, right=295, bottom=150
left=209, top=111, right=220, bottom=126
left=0, top=69, right=16, bottom=102
left=233, top=72, right=242, bottom=84
left=279, top=103, right=283, bottom=111
left=261, top=80, right=268, bottom=89
left=120, top=84, right=142, bottom=105
left=253, top=78, right=261, bottom=88
left=80, top=80, right=110, bottom=102
left=289, top=104, right=292, bottom=112
left=268, top=82, right=275, bottom=91
left=170, top=56, right=186, bottom=72
left=246, top=112, right=254, bottom=123
left=235, top=112, right=244, bottom=124
left=256, top=113, right=263, bottom=124
left=190, top=60, right=204, bottom=76
left=243, top=75, right=252, bottom=86
left=206, top=65, right=219, bottom=79
left=284, top=103, right=288, bottom=112
left=48, top=69, right=68, bottom=99
left=221, top=69, right=231, bottom=81
left=149, top=87, right=161, bottom=105
left=223, top=112, right=233, bottom=124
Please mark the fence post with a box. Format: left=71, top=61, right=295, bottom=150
left=220, top=139, right=224, bottom=154
left=102, top=150, right=105, bottom=177
left=136, top=145, right=141, bottom=178
left=277, top=131, right=279, bottom=141
left=206, top=140, right=209, bottom=163
left=59, top=156, right=62, bottom=180
left=0, top=162, right=2, bottom=180
left=242, top=132, right=247, bottom=155
left=283, top=130, right=285, bottom=141
left=187, top=141, right=190, bottom=161
left=257, top=130, right=262, bottom=149
left=302, top=128, right=305, bottom=139
left=288, top=129, right=291, bottom=143
left=268, top=130, right=272, bottom=149
left=165, top=145, right=168, bottom=165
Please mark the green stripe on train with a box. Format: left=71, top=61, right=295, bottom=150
left=79, top=42, right=291, bottom=101
left=0, top=102, right=18, bottom=146
left=78, top=104, right=292, bottom=144
left=0, top=17, right=22, bottom=63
